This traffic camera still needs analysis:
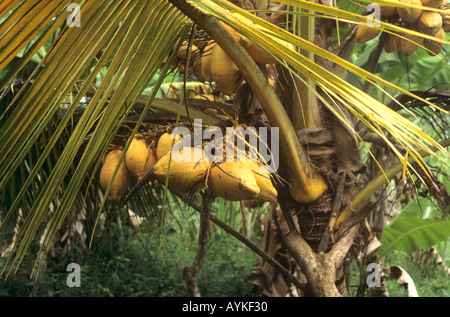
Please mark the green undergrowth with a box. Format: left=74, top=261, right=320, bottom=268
left=0, top=218, right=262, bottom=297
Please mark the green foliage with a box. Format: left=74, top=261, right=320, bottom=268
left=0, top=213, right=262, bottom=297
left=347, top=250, right=449, bottom=297
left=379, top=174, right=450, bottom=258
left=379, top=217, right=450, bottom=258
left=196, top=234, right=262, bottom=297
left=383, top=252, right=449, bottom=297
left=348, top=34, right=450, bottom=104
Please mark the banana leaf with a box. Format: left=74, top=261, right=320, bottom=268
left=379, top=216, right=450, bottom=257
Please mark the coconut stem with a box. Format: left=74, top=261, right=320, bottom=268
left=183, top=188, right=214, bottom=297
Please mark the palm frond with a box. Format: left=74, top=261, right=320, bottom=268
left=188, top=0, right=449, bottom=171
left=0, top=0, right=191, bottom=277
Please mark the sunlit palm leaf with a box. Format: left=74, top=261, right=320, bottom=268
left=0, top=0, right=74, bottom=71
left=0, top=0, right=191, bottom=277
left=189, top=0, right=449, bottom=172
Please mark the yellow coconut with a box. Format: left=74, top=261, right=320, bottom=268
left=100, top=150, right=131, bottom=202
left=192, top=57, right=206, bottom=82
left=200, top=42, right=216, bottom=83
left=245, top=43, right=277, bottom=64
left=176, top=40, right=198, bottom=59
left=242, top=161, right=278, bottom=202
left=443, top=12, right=450, bottom=32
left=245, top=39, right=295, bottom=64
left=228, top=11, right=292, bottom=64
left=220, top=22, right=252, bottom=49
left=210, top=44, right=243, bottom=95
left=228, top=12, right=259, bottom=49
left=125, top=134, right=156, bottom=181
left=356, top=24, right=381, bottom=43
left=423, top=27, right=445, bottom=56
left=398, top=0, right=422, bottom=23
left=384, top=33, right=402, bottom=53
left=418, top=12, right=443, bottom=35
left=156, top=133, right=183, bottom=160
left=379, top=1, right=398, bottom=17
left=401, top=32, right=424, bottom=55
left=208, top=162, right=260, bottom=201
left=152, top=147, right=210, bottom=193
left=420, top=0, right=444, bottom=8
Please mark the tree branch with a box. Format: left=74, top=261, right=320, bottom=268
left=183, top=188, right=214, bottom=297
left=362, top=32, right=388, bottom=93
left=281, top=227, right=342, bottom=297
left=329, top=225, right=359, bottom=268
left=175, top=192, right=308, bottom=293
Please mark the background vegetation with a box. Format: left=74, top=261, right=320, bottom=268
left=0, top=198, right=265, bottom=297
left=1, top=192, right=448, bottom=297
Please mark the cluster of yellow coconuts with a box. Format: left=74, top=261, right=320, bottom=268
left=356, top=0, right=449, bottom=56
left=100, top=132, right=278, bottom=203
left=99, top=134, right=155, bottom=202
left=176, top=21, right=293, bottom=96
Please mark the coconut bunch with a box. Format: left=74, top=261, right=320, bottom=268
left=208, top=160, right=278, bottom=202
left=100, top=133, right=157, bottom=202
left=100, top=131, right=204, bottom=201
left=100, top=126, right=279, bottom=203
left=100, top=149, right=132, bottom=202
left=150, top=131, right=279, bottom=202
left=177, top=20, right=293, bottom=96
left=356, top=0, right=449, bottom=56
left=150, top=132, right=211, bottom=194
left=205, top=131, right=278, bottom=202
left=188, top=38, right=244, bottom=96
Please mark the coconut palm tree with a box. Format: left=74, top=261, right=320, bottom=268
left=0, top=0, right=449, bottom=297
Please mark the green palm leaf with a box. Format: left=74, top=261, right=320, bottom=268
left=0, top=0, right=192, bottom=277
left=179, top=0, right=449, bottom=202
left=200, top=0, right=449, bottom=161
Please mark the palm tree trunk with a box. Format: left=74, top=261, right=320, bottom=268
left=167, top=0, right=364, bottom=296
